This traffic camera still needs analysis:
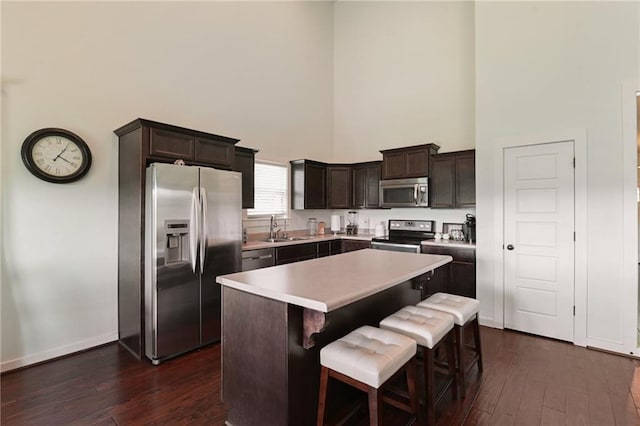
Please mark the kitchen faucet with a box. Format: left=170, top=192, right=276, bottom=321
left=269, top=215, right=279, bottom=239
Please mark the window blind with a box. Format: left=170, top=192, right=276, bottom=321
left=248, top=161, right=288, bottom=216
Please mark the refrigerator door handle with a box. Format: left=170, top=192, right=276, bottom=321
left=189, top=187, right=199, bottom=273
left=199, top=187, right=208, bottom=274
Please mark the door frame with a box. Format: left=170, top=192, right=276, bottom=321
left=492, top=129, right=588, bottom=347
left=622, top=81, right=639, bottom=355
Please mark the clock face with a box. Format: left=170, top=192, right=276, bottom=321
left=31, top=136, right=83, bottom=177
left=21, top=128, right=92, bottom=183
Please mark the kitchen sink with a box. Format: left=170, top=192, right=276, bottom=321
left=261, top=236, right=315, bottom=243
left=262, top=238, right=290, bottom=243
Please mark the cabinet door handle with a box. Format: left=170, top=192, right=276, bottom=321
left=506, top=244, right=515, bottom=250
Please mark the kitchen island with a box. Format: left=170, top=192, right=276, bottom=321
left=216, top=249, right=452, bottom=426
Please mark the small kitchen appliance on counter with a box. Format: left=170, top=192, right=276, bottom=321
left=346, top=211, right=359, bottom=235
left=330, top=215, right=341, bottom=234
left=371, top=219, right=435, bottom=253
left=463, top=214, right=476, bottom=243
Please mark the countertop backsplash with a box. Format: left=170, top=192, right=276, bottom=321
left=330, top=208, right=476, bottom=235
left=243, top=209, right=334, bottom=239
left=243, top=207, right=475, bottom=240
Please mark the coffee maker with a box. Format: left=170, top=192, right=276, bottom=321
left=346, top=211, right=358, bottom=235
left=463, top=214, right=476, bottom=243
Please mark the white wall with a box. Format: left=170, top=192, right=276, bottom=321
left=330, top=1, right=476, bottom=233
left=475, top=1, right=639, bottom=352
left=5, top=0, right=639, bottom=370
left=332, top=1, right=476, bottom=161
left=0, top=1, right=334, bottom=371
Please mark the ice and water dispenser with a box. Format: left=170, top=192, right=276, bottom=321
left=164, top=220, right=190, bottom=264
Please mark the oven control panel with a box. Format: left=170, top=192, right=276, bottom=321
left=388, top=220, right=435, bottom=232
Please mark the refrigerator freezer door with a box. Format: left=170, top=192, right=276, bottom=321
left=199, top=167, right=242, bottom=344
left=145, top=163, right=201, bottom=363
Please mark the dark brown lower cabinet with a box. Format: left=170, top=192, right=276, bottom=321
left=269, top=239, right=371, bottom=265
left=275, top=243, right=318, bottom=265
left=420, top=245, right=476, bottom=298
left=341, top=240, right=371, bottom=253
left=330, top=240, right=342, bottom=255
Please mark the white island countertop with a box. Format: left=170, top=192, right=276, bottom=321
left=217, top=249, right=452, bottom=313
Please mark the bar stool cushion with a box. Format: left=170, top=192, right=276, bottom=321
left=320, top=325, right=417, bottom=388
left=418, top=293, right=480, bottom=325
left=379, top=305, right=454, bottom=349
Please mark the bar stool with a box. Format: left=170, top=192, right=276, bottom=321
left=418, top=293, right=482, bottom=398
left=317, top=325, right=419, bottom=426
left=380, top=305, right=458, bottom=426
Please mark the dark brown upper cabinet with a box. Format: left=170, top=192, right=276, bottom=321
left=380, top=143, right=440, bottom=180
left=352, top=161, right=381, bottom=209
left=327, top=165, right=352, bottom=209
left=195, top=137, right=235, bottom=168
left=233, top=146, right=258, bottom=209
left=431, top=149, right=475, bottom=208
left=141, top=119, right=239, bottom=168
left=290, top=159, right=327, bottom=209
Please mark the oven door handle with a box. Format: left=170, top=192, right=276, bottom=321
left=371, top=242, right=421, bottom=253
left=414, top=185, right=419, bottom=206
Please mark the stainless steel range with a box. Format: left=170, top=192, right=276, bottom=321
left=371, top=219, right=435, bottom=253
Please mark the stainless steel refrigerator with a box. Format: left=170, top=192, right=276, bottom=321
left=144, top=162, right=242, bottom=364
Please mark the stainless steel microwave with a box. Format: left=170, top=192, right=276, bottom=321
left=379, top=177, right=429, bottom=208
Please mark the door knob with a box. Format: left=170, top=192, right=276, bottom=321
left=506, top=244, right=514, bottom=250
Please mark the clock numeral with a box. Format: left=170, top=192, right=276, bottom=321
left=70, top=148, right=78, bottom=152
left=33, top=152, right=43, bottom=157
left=70, top=162, right=78, bottom=167
left=72, top=156, right=80, bottom=160
left=45, top=165, right=51, bottom=172
left=55, top=168, right=60, bottom=175
left=36, top=159, right=45, bottom=165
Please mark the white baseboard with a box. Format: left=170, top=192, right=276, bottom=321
left=1, top=331, right=118, bottom=373
left=479, top=316, right=501, bottom=329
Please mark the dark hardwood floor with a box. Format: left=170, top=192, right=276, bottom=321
left=2, top=327, right=640, bottom=425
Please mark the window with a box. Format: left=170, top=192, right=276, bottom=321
left=248, top=161, right=288, bottom=217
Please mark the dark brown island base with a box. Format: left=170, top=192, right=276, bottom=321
left=217, top=249, right=452, bottom=426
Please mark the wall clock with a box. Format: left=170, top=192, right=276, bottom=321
left=21, top=128, right=92, bottom=184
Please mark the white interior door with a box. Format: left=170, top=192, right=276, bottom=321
left=504, top=141, right=575, bottom=342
